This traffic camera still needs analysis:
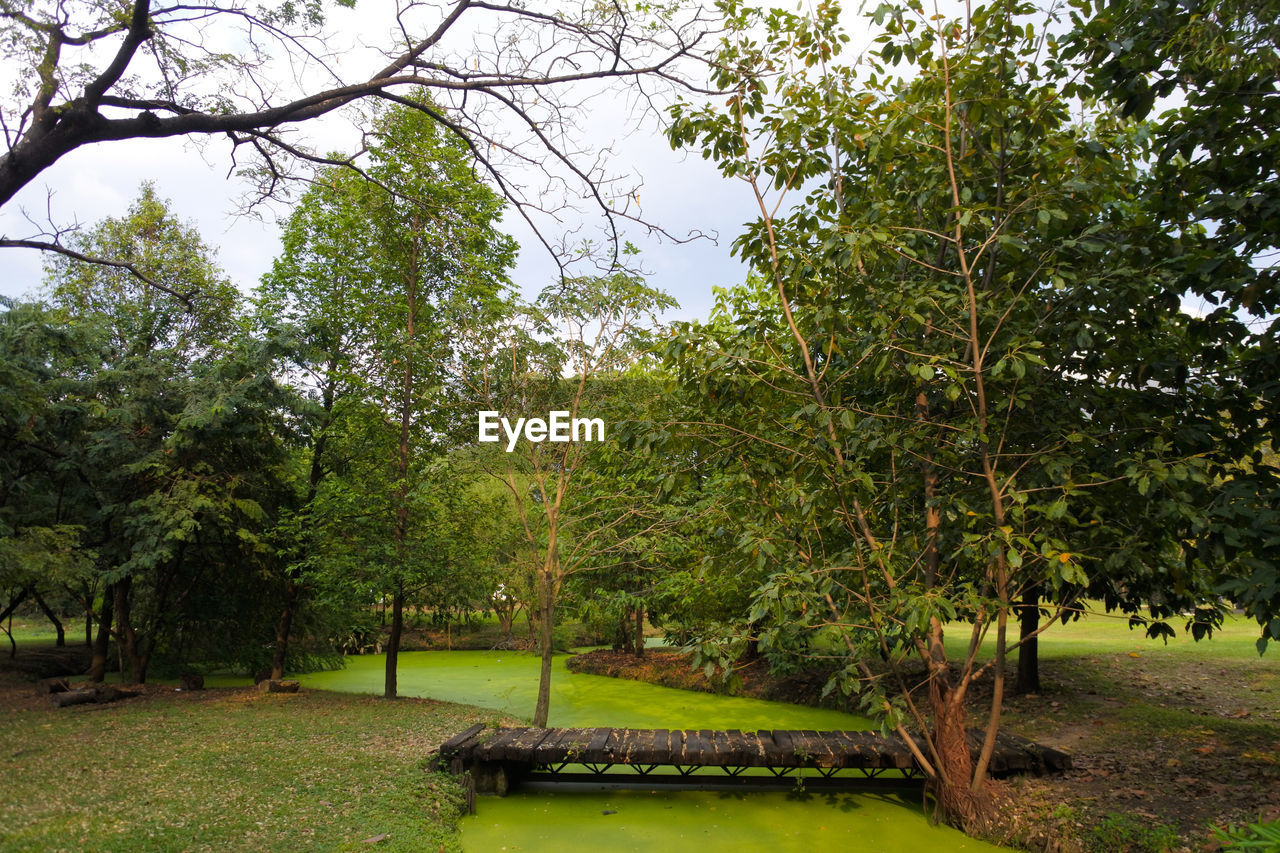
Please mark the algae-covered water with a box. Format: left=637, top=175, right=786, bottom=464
left=290, top=651, right=1004, bottom=852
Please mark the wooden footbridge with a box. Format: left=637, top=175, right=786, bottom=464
left=434, top=725, right=1071, bottom=801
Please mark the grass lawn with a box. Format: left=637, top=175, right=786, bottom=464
left=959, top=608, right=1280, bottom=851
left=0, top=674, right=507, bottom=853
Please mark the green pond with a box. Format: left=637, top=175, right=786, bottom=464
left=289, top=651, right=1004, bottom=852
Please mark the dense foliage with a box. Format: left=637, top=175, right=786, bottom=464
left=2, top=0, right=1276, bottom=834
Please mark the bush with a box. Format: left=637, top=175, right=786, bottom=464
left=1212, top=819, right=1280, bottom=851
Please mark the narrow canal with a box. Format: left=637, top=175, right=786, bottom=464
left=297, top=651, right=1004, bottom=851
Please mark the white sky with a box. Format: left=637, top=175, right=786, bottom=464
left=0, top=113, right=755, bottom=322
left=0, top=1, right=827, bottom=322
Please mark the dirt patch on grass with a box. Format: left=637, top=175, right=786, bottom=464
left=570, top=647, right=1280, bottom=851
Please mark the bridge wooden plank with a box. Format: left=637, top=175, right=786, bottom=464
left=630, top=729, right=653, bottom=764
left=708, top=730, right=731, bottom=766
left=679, top=730, right=702, bottom=763
left=767, top=730, right=798, bottom=766
left=504, top=727, right=553, bottom=763
left=666, top=730, right=682, bottom=764
left=708, top=730, right=734, bottom=766
left=584, top=728, right=613, bottom=763
left=823, top=730, right=864, bottom=768
left=702, top=730, right=721, bottom=765
left=723, top=729, right=750, bottom=765
left=796, top=730, right=832, bottom=768
left=858, top=731, right=901, bottom=769
left=636, top=729, right=656, bottom=763
left=480, top=728, right=525, bottom=761
left=701, top=729, right=719, bottom=762
left=608, top=729, right=631, bottom=763
left=633, top=729, right=667, bottom=764
left=535, top=728, right=595, bottom=764
left=440, top=723, right=487, bottom=759
left=889, top=734, right=922, bottom=770
left=688, top=729, right=712, bottom=763
left=742, top=727, right=768, bottom=768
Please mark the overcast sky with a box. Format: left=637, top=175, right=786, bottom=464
left=0, top=106, right=759, bottom=322
left=0, top=4, right=795, bottom=323
left=0, top=1, right=891, bottom=321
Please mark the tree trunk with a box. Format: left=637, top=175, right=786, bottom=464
left=383, top=588, right=404, bottom=699
left=532, top=568, right=555, bottom=727
left=1015, top=583, right=1041, bottom=695
left=88, top=583, right=114, bottom=682
left=633, top=608, right=645, bottom=658
left=613, top=615, right=629, bottom=652
left=83, top=581, right=94, bottom=646
left=270, top=578, right=297, bottom=680
left=31, top=589, right=66, bottom=647
left=114, top=578, right=150, bottom=684
left=930, top=688, right=987, bottom=828
left=384, top=233, right=416, bottom=702
left=1, top=586, right=31, bottom=656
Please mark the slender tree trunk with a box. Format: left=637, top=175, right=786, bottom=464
left=273, top=371, right=335, bottom=681
left=0, top=587, right=31, bottom=657
left=384, top=586, right=404, bottom=699
left=532, top=567, right=556, bottom=727
left=614, top=615, right=629, bottom=652
left=82, top=581, right=94, bottom=646
left=270, top=578, right=297, bottom=680
left=633, top=608, right=645, bottom=658
left=0, top=585, right=30, bottom=623
left=114, top=577, right=150, bottom=684
left=1015, top=583, right=1041, bottom=695
left=31, top=589, right=66, bottom=647
left=384, top=231, right=418, bottom=701
left=88, top=582, right=114, bottom=682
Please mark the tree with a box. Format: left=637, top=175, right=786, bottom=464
left=467, top=270, right=675, bottom=726
left=39, top=184, right=294, bottom=683
left=0, top=298, right=99, bottom=656
left=664, top=0, right=1236, bottom=826
left=1066, top=0, right=1280, bottom=652
left=262, top=97, right=515, bottom=698
left=0, top=0, right=717, bottom=272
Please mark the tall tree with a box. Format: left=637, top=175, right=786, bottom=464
left=467, top=271, right=675, bottom=725
left=263, top=97, right=515, bottom=698
left=40, top=184, right=292, bottom=683
left=665, top=0, right=1237, bottom=825
left=0, top=300, right=97, bottom=656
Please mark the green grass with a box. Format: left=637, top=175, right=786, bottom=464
left=946, top=605, right=1270, bottom=662
left=0, top=680, right=508, bottom=852
left=1, top=615, right=68, bottom=646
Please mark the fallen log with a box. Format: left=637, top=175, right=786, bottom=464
left=256, top=679, right=300, bottom=694
left=50, top=685, right=138, bottom=708
left=36, top=677, right=71, bottom=694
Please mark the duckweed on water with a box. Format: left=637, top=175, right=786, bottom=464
left=280, top=650, right=1006, bottom=852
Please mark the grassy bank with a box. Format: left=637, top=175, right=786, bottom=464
left=0, top=674, right=505, bottom=852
